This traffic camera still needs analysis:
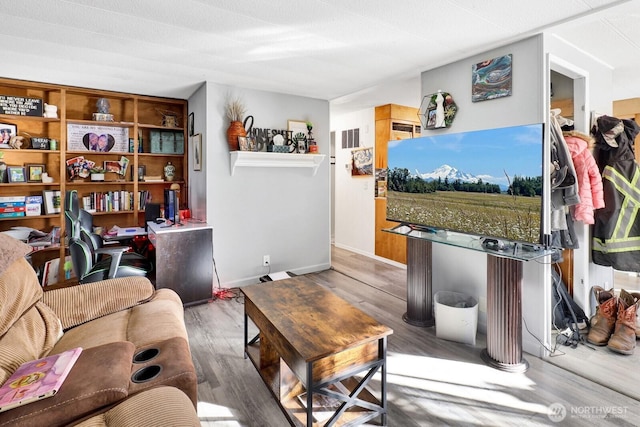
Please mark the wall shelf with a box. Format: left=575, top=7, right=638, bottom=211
left=229, top=151, right=325, bottom=176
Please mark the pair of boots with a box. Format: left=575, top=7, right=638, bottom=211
left=587, top=287, right=640, bottom=355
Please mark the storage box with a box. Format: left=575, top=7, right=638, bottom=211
left=25, top=203, right=42, bottom=216
left=150, top=130, right=184, bottom=154
left=434, top=291, right=478, bottom=345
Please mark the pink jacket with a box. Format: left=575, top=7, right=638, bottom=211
left=563, top=133, right=605, bottom=224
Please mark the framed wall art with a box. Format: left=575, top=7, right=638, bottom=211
left=351, top=147, right=373, bottom=177
left=472, top=54, right=512, bottom=102
left=188, top=112, right=195, bottom=136
left=192, top=134, right=202, bottom=171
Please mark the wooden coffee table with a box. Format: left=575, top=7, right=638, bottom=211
left=241, top=276, right=393, bottom=427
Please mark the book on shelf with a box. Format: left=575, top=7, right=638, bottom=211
left=0, top=206, right=26, bottom=213
left=0, top=347, right=82, bottom=413
left=142, top=175, right=163, bottom=182
left=0, top=212, right=25, bottom=218
left=0, top=196, right=26, bottom=204
left=0, top=202, right=25, bottom=208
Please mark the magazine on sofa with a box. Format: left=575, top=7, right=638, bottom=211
left=0, top=347, right=82, bottom=413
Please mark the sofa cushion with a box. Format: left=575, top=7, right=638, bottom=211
left=51, top=289, right=188, bottom=354
left=41, top=276, right=155, bottom=330
left=0, top=257, right=63, bottom=385
left=0, top=234, right=31, bottom=277
left=0, top=302, right=63, bottom=385
left=0, top=257, right=45, bottom=338
left=0, top=342, right=135, bottom=427
left=74, top=386, right=200, bottom=427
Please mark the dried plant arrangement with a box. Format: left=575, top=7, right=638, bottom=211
left=225, top=95, right=246, bottom=123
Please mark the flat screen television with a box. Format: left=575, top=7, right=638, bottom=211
left=386, top=123, right=545, bottom=246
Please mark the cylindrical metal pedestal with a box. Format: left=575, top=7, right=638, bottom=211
left=481, top=255, right=529, bottom=373
left=403, top=237, right=435, bottom=327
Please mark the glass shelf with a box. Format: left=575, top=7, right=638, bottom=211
left=384, top=224, right=557, bottom=262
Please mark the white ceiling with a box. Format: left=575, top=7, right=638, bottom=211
left=1, top=0, right=638, bottom=114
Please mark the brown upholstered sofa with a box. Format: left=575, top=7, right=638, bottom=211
left=0, top=234, right=200, bottom=426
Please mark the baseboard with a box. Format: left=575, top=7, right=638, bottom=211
left=333, top=243, right=407, bottom=270
left=223, top=263, right=332, bottom=289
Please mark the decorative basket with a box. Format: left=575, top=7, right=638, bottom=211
left=270, top=145, right=290, bottom=153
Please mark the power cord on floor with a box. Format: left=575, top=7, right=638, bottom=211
left=210, top=253, right=242, bottom=302
left=522, top=315, right=565, bottom=357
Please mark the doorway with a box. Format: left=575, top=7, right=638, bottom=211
left=545, top=56, right=639, bottom=401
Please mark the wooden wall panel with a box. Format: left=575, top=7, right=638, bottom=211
left=374, top=104, right=418, bottom=265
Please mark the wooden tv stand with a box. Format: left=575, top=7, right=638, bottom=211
left=241, top=277, right=393, bottom=426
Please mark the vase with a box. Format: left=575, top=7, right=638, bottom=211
left=227, top=121, right=246, bottom=151
left=164, top=161, right=176, bottom=181
left=0, top=161, right=6, bottom=183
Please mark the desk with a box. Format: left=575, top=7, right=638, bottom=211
left=147, top=221, right=213, bottom=306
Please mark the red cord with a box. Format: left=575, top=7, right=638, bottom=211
left=212, top=288, right=236, bottom=300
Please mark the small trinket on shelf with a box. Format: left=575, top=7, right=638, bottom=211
left=164, top=161, right=176, bottom=181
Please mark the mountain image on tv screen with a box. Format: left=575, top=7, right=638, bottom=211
left=386, top=123, right=544, bottom=245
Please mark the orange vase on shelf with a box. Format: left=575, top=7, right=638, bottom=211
left=227, top=121, right=246, bottom=152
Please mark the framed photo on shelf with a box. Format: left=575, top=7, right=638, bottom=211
left=104, top=160, right=121, bottom=173
left=0, top=123, right=17, bottom=146
left=131, top=164, right=146, bottom=181
left=288, top=120, right=307, bottom=138
left=238, top=136, right=250, bottom=151
left=7, top=166, right=26, bottom=183
left=26, top=164, right=45, bottom=182
left=67, top=123, right=129, bottom=152
left=192, top=134, right=202, bottom=171
left=42, top=190, right=62, bottom=215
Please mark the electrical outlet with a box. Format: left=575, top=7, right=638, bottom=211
left=263, top=255, right=270, bottom=267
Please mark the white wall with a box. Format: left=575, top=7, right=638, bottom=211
left=195, top=82, right=331, bottom=287
left=331, top=109, right=376, bottom=256
left=420, top=35, right=550, bottom=356
left=187, top=83, right=207, bottom=222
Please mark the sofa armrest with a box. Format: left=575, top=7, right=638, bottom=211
left=41, top=276, right=155, bottom=330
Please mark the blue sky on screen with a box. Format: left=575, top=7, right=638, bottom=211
left=387, top=124, right=543, bottom=187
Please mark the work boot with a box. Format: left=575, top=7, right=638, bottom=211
left=631, top=291, right=640, bottom=339
left=587, top=286, right=617, bottom=346
left=607, top=290, right=640, bottom=355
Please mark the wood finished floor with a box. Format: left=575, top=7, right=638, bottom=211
left=187, top=246, right=640, bottom=426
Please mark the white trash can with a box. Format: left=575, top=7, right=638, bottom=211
left=434, top=291, right=478, bottom=345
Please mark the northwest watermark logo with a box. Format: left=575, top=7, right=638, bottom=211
left=548, top=403, right=628, bottom=422
left=548, top=403, right=566, bottom=422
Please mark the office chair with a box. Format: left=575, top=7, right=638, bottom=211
left=69, top=237, right=151, bottom=283
left=64, top=190, right=153, bottom=283
left=65, top=190, right=150, bottom=261
left=78, top=206, right=150, bottom=263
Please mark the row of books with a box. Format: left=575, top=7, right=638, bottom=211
left=82, top=190, right=152, bottom=213
left=0, top=196, right=43, bottom=218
